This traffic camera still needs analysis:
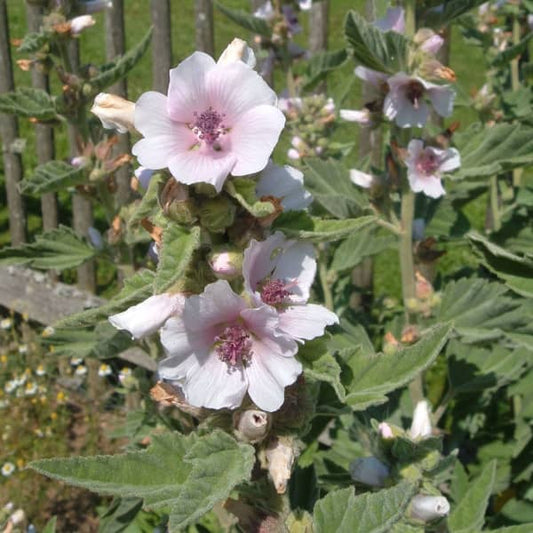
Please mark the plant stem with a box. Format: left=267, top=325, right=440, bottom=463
left=403, top=0, right=416, bottom=37
left=511, top=15, right=523, bottom=187
left=318, top=250, right=334, bottom=311
left=489, top=175, right=501, bottom=232
left=400, top=185, right=416, bottom=309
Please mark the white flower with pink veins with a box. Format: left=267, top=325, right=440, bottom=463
left=132, top=51, right=285, bottom=192
left=243, top=232, right=338, bottom=342
left=158, top=280, right=302, bottom=412
left=405, top=139, right=460, bottom=199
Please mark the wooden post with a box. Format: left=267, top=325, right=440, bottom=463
left=105, top=0, right=131, bottom=206
left=26, top=1, right=59, bottom=233
left=150, top=0, right=172, bottom=93
left=308, top=0, right=329, bottom=54
left=195, top=0, right=214, bottom=56
left=68, top=40, right=96, bottom=292
left=0, top=0, right=27, bottom=245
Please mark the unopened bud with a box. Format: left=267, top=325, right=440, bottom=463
left=410, top=495, right=450, bottom=522
left=265, top=436, right=296, bottom=494
left=401, top=325, right=420, bottom=344
left=414, top=29, right=444, bottom=56
left=69, top=15, right=96, bottom=36
left=383, top=331, right=400, bottom=355
left=208, top=249, right=243, bottom=280
left=350, top=169, right=373, bottom=189
left=91, top=92, right=136, bottom=134
left=234, top=409, right=271, bottom=443
left=409, top=400, right=432, bottom=439
left=218, top=38, right=256, bottom=68
left=378, top=422, right=394, bottom=439
left=199, top=197, right=236, bottom=233
left=415, top=271, right=433, bottom=300
left=349, top=457, right=389, bottom=487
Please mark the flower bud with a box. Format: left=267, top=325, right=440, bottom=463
left=198, top=197, right=236, bottom=233
left=265, top=436, right=296, bottom=494
left=287, top=148, right=300, bottom=160
left=208, top=248, right=243, bottom=280
left=349, top=457, right=389, bottom=487
left=410, top=495, right=450, bottom=522
left=91, top=92, right=136, bottom=134
left=409, top=400, right=432, bottom=439
left=378, top=422, right=394, bottom=439
left=69, top=15, right=96, bottom=36
left=414, top=29, right=444, bottom=56
left=234, top=409, right=271, bottom=443
left=350, top=169, right=373, bottom=189
left=218, top=38, right=256, bottom=68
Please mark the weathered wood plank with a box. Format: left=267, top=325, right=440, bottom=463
left=195, top=0, right=215, bottom=56
left=0, top=265, right=156, bottom=371
left=0, top=0, right=27, bottom=245
left=150, top=0, right=172, bottom=93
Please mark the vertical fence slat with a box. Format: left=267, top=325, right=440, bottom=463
left=26, top=1, right=58, bottom=233
left=68, top=40, right=96, bottom=292
left=150, top=0, right=172, bottom=92
left=0, top=0, right=27, bottom=245
left=105, top=0, right=131, bottom=206
left=195, top=0, right=214, bottom=56
left=308, top=0, right=329, bottom=54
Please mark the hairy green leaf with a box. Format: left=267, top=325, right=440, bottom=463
left=331, top=227, right=396, bottom=271
left=492, top=32, right=533, bottom=67
left=313, top=481, right=417, bottom=533
left=31, top=431, right=255, bottom=531
left=303, top=158, right=367, bottom=219
left=0, top=225, right=96, bottom=270
left=18, top=31, right=49, bottom=53
left=89, top=28, right=152, bottom=95
left=344, top=10, right=408, bottom=73
left=0, top=87, right=57, bottom=120
left=214, top=2, right=271, bottom=36
left=225, top=178, right=276, bottom=218
left=20, top=160, right=86, bottom=195
left=343, top=323, right=452, bottom=410
left=448, top=461, right=497, bottom=533
left=423, top=0, right=489, bottom=26
left=153, top=224, right=201, bottom=293
left=273, top=212, right=375, bottom=243
left=303, top=49, right=348, bottom=90
left=127, top=173, right=166, bottom=230
left=452, top=123, right=533, bottom=180
left=53, top=269, right=155, bottom=329
left=468, top=232, right=533, bottom=298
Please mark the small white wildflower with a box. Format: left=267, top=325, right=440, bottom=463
left=70, top=357, right=83, bottom=366
left=98, top=363, right=112, bottom=377
left=0, top=318, right=13, bottom=330
left=35, top=364, right=46, bottom=377
left=4, top=380, right=17, bottom=394
left=75, top=365, right=88, bottom=376
left=1, top=462, right=15, bottom=477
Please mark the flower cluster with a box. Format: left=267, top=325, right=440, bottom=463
left=107, top=41, right=338, bottom=413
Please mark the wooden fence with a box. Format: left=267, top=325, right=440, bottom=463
left=0, top=0, right=330, bottom=326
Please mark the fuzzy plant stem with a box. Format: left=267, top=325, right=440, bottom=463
left=511, top=16, right=523, bottom=187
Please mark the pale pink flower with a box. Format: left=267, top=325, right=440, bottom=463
left=109, top=293, right=185, bottom=339
left=256, top=161, right=312, bottom=211
left=132, top=51, right=285, bottom=192
left=355, top=66, right=388, bottom=88
left=405, top=139, right=460, bottom=199
left=350, top=169, right=373, bottom=189
left=340, top=108, right=371, bottom=125
left=374, top=7, right=405, bottom=34
left=243, top=232, right=338, bottom=342
left=69, top=15, right=95, bottom=35
left=420, top=34, right=444, bottom=55
left=384, top=73, right=455, bottom=128
left=287, top=148, right=300, bottom=160
left=159, top=280, right=302, bottom=412
left=378, top=422, right=394, bottom=439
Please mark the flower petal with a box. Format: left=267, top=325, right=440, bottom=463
left=427, top=86, right=455, bottom=118
left=167, top=51, right=215, bottom=123
left=230, top=105, right=286, bottom=176
left=246, top=343, right=302, bottom=411
left=439, top=147, right=461, bottom=172
left=206, top=61, right=276, bottom=121
left=278, top=304, right=338, bottom=341
left=132, top=129, right=195, bottom=170
left=109, top=293, right=185, bottom=339
left=184, top=354, right=248, bottom=410
left=167, top=148, right=237, bottom=192
left=134, top=91, right=177, bottom=137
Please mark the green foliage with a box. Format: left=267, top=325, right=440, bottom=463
left=153, top=224, right=201, bottom=293
left=303, top=49, right=348, bottom=90
left=214, top=2, right=271, bottom=37
left=452, top=123, right=533, bottom=180
left=313, top=481, right=417, bottom=533
left=469, top=232, right=533, bottom=298
left=273, top=211, right=375, bottom=242
left=448, top=461, right=497, bottom=533
left=303, top=158, right=367, bottom=219
left=0, top=225, right=96, bottom=270
left=423, top=0, right=490, bottom=27
left=30, top=431, right=255, bottom=531
left=341, top=323, right=452, bottom=411
left=225, top=178, right=276, bottom=218
left=127, top=173, right=166, bottom=230
left=17, top=31, right=49, bottom=53
left=19, top=160, right=86, bottom=195
left=87, top=28, right=153, bottom=96
left=53, top=269, right=155, bottom=329
left=0, top=87, right=57, bottom=120
left=331, top=226, right=396, bottom=271
left=492, top=32, right=533, bottom=67
left=344, top=10, right=408, bottom=73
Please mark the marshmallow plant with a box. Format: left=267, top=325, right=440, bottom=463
left=2, top=1, right=532, bottom=531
